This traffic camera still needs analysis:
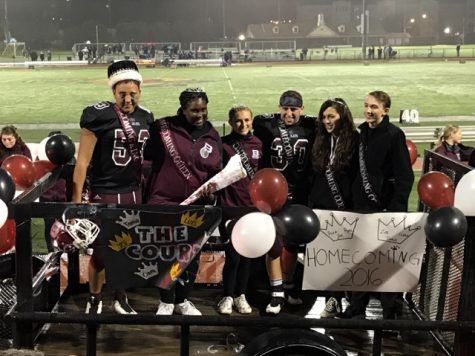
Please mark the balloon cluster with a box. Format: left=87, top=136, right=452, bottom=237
left=0, top=133, right=75, bottom=254
left=418, top=170, right=468, bottom=248
left=231, top=168, right=320, bottom=258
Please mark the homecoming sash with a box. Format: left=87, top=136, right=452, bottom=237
left=231, top=141, right=255, bottom=179
left=113, top=105, right=143, bottom=182
left=358, top=142, right=380, bottom=205
left=277, top=119, right=294, bottom=164
left=324, top=166, right=345, bottom=209
left=158, top=118, right=200, bottom=187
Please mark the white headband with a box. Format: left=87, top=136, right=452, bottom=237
left=108, top=69, right=143, bottom=88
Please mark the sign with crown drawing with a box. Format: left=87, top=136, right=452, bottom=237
left=101, top=207, right=221, bottom=290
left=303, top=210, right=428, bottom=292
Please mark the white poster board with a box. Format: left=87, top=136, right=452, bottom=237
left=303, top=210, right=427, bottom=292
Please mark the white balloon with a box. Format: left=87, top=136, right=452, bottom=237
left=231, top=212, right=276, bottom=258
left=37, top=136, right=50, bottom=161
left=0, top=199, right=7, bottom=229
left=454, top=170, right=475, bottom=216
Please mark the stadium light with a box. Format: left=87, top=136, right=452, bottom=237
left=238, top=34, right=245, bottom=41
left=410, top=18, right=415, bottom=24
left=421, top=13, right=427, bottom=19
left=444, top=27, right=451, bottom=34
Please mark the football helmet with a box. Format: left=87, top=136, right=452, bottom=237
left=50, top=217, right=100, bottom=251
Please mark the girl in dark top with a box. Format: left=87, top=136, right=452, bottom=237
left=0, top=125, right=32, bottom=165
left=217, top=105, right=263, bottom=315
left=308, top=98, right=359, bottom=318
left=434, top=125, right=463, bottom=161
left=144, top=88, right=222, bottom=316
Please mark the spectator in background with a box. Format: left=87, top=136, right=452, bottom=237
left=47, top=50, right=52, bottom=61
left=0, top=125, right=32, bottom=165
left=456, top=44, right=461, bottom=57
left=217, top=105, right=262, bottom=315
left=434, top=125, right=473, bottom=161
left=39, top=51, right=45, bottom=61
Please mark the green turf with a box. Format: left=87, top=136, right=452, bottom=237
left=1, top=60, right=474, bottom=133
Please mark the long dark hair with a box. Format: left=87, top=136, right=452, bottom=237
left=312, top=98, right=358, bottom=172
left=0, top=125, right=26, bottom=156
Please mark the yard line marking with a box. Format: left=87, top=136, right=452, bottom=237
left=222, top=67, right=238, bottom=103
left=294, top=73, right=313, bottom=83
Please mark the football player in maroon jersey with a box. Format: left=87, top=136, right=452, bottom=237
left=72, top=60, right=154, bottom=315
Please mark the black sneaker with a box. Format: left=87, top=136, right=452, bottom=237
left=266, top=291, right=285, bottom=314
left=113, top=297, right=137, bottom=315
left=284, top=283, right=303, bottom=305
left=85, top=296, right=102, bottom=314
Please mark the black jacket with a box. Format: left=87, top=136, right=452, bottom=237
left=352, top=116, right=414, bottom=212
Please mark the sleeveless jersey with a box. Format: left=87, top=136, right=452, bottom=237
left=80, top=101, right=154, bottom=193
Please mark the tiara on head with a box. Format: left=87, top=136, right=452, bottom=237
left=327, top=98, right=347, bottom=107
left=184, top=87, right=205, bottom=93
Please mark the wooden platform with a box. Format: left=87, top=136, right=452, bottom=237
left=32, top=286, right=447, bottom=356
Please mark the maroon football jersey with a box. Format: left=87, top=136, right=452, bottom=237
left=80, top=101, right=154, bottom=193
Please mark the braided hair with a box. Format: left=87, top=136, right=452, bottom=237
left=177, top=88, right=209, bottom=114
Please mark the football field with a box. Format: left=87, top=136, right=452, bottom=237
left=1, top=59, right=474, bottom=143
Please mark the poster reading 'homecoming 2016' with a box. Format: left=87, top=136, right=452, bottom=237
left=303, top=210, right=428, bottom=293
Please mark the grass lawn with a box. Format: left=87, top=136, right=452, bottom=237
left=1, top=59, right=470, bottom=253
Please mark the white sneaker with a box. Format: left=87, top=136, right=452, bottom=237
left=113, top=297, right=137, bottom=315
left=218, top=296, right=233, bottom=315
left=156, top=301, right=174, bottom=315
left=234, top=294, right=252, bottom=314
left=174, top=299, right=202, bottom=316
left=320, top=297, right=341, bottom=318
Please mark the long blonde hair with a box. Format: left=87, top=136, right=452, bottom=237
left=434, top=125, right=460, bottom=148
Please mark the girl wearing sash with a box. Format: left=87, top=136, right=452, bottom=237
left=308, top=98, right=359, bottom=318
left=72, top=60, right=154, bottom=315
left=144, top=88, right=222, bottom=316
left=217, top=105, right=263, bottom=315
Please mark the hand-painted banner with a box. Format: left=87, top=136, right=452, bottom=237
left=303, top=210, right=427, bottom=292
left=102, top=207, right=221, bottom=290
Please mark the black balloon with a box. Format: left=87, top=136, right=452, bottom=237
left=275, top=204, right=320, bottom=244
left=0, top=168, right=15, bottom=203
left=45, top=134, right=76, bottom=165
left=424, top=207, right=467, bottom=248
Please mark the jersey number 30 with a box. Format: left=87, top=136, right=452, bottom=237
left=270, top=138, right=308, bottom=171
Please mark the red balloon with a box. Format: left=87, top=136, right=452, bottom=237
left=406, top=139, right=418, bottom=166
left=417, top=171, right=455, bottom=210
left=249, top=168, right=288, bottom=214
left=33, top=160, right=56, bottom=180
left=0, top=219, right=16, bottom=254
left=1, top=155, right=36, bottom=190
